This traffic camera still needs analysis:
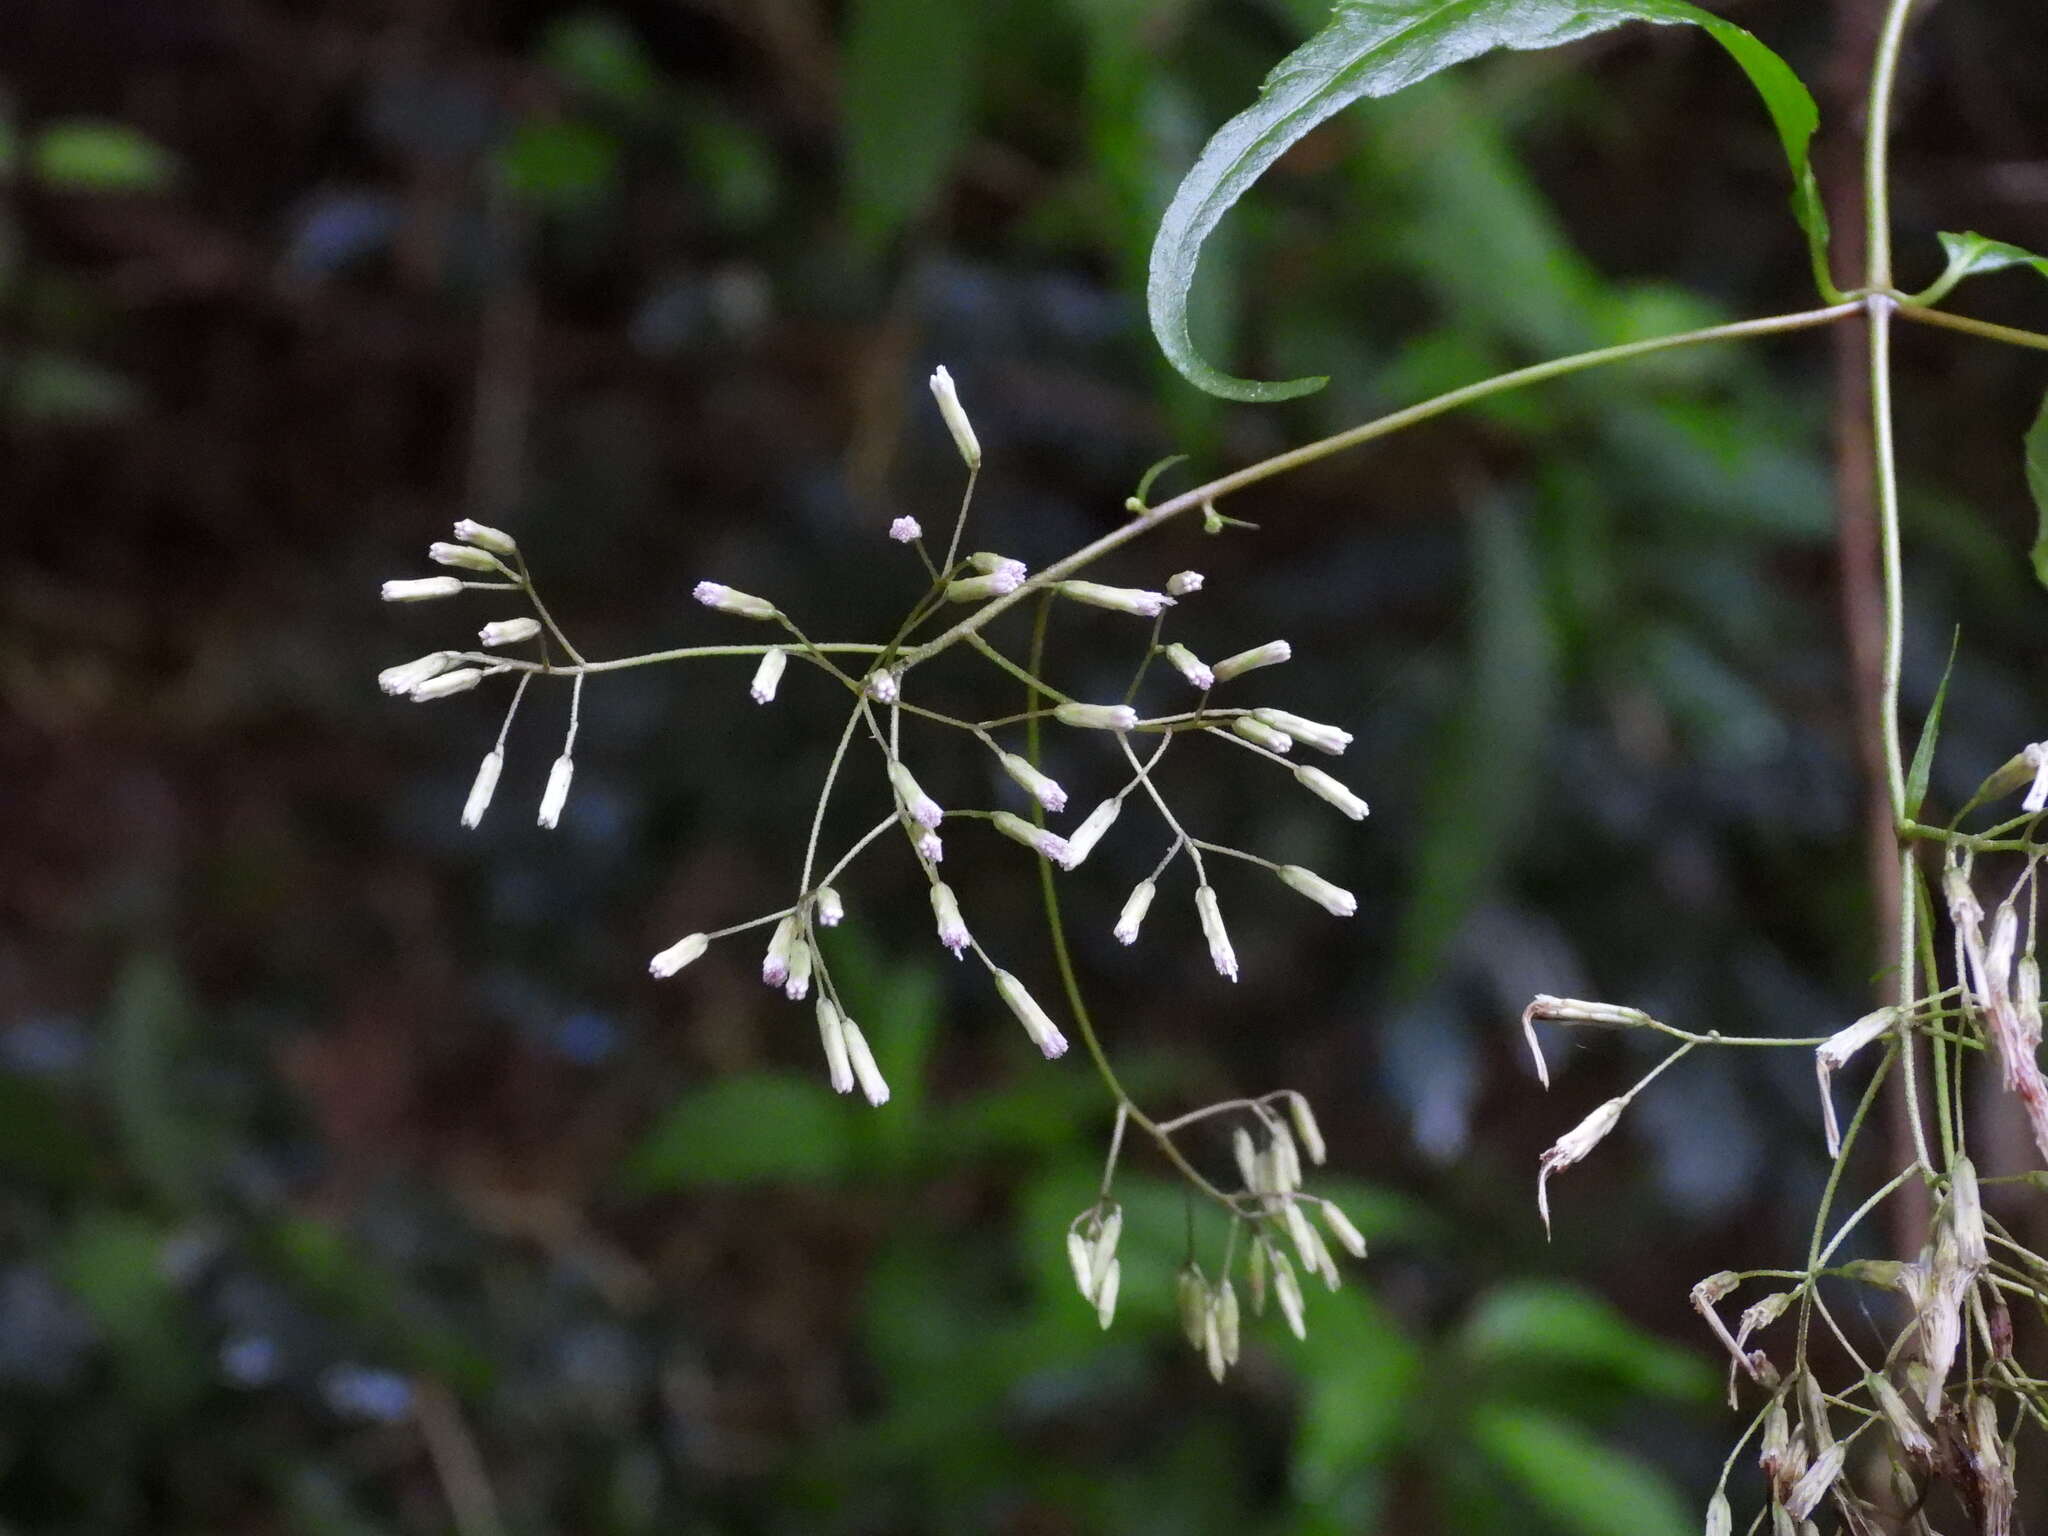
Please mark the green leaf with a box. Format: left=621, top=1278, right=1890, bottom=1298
left=2027, top=387, right=2048, bottom=590
left=1291, top=1288, right=1422, bottom=1502
left=1469, top=1404, right=1692, bottom=1536
left=1147, top=0, right=1824, bottom=400
left=31, top=119, right=179, bottom=192
left=542, top=12, right=664, bottom=112
left=496, top=119, right=619, bottom=208
left=1458, top=1282, right=1716, bottom=1402
left=623, top=1073, right=855, bottom=1189
left=843, top=0, right=982, bottom=247
left=1905, top=626, right=1960, bottom=820
left=1936, top=230, right=2048, bottom=289
left=106, top=951, right=203, bottom=1209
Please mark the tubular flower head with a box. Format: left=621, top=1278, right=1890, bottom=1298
left=382, top=576, right=464, bottom=603
left=968, top=552, right=1027, bottom=582
left=1195, top=885, right=1238, bottom=982
left=648, top=933, right=709, bottom=978
left=782, top=935, right=813, bottom=1001
left=1088, top=1209, right=1122, bottom=1300
left=1093, top=1257, right=1121, bottom=1330
left=429, top=541, right=507, bottom=573
left=1253, top=708, right=1352, bottom=756
left=451, top=519, right=518, bottom=557
left=866, top=668, right=901, bottom=704
left=1212, top=640, right=1291, bottom=683
left=945, top=571, right=1022, bottom=603
left=411, top=667, right=485, bottom=701
left=1287, top=1092, right=1327, bottom=1165
left=992, top=810, right=1070, bottom=864
left=1054, top=701, right=1138, bottom=733
left=1067, top=1232, right=1097, bottom=1303
left=761, top=915, right=797, bottom=989
left=992, top=969, right=1069, bottom=1059
left=998, top=753, right=1067, bottom=813
left=1114, top=879, right=1155, bottom=944
left=929, top=365, right=981, bottom=470
left=889, top=762, right=944, bottom=829
left=1176, top=1266, right=1210, bottom=1348
left=1277, top=864, right=1357, bottom=918
left=1294, top=764, right=1369, bottom=821
left=1704, top=1493, right=1731, bottom=1536
left=1058, top=797, right=1121, bottom=869
left=929, top=883, right=971, bottom=957
left=1214, top=1279, right=1240, bottom=1365
left=1230, top=715, right=1292, bottom=753
left=1866, top=1372, right=1934, bottom=1462
left=888, top=516, right=923, bottom=543
left=1055, top=580, right=1174, bottom=618
left=1167, top=570, right=1204, bottom=596
left=379, top=652, right=460, bottom=696
left=479, top=618, right=541, bottom=647
left=536, top=754, right=575, bottom=829
left=915, top=829, right=944, bottom=863
left=841, top=1017, right=890, bottom=1106
left=1163, top=643, right=1215, bottom=692
left=1270, top=1249, right=1307, bottom=1340
left=1537, top=1096, right=1626, bottom=1238
left=1815, top=1007, right=1898, bottom=1156
left=816, top=997, right=855, bottom=1095
left=692, top=581, right=780, bottom=620
left=461, top=751, right=504, bottom=829
left=815, top=886, right=845, bottom=928
left=1320, top=1199, right=1367, bottom=1259
left=750, top=647, right=787, bottom=704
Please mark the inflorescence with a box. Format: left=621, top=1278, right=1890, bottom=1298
left=379, top=366, right=1376, bottom=1370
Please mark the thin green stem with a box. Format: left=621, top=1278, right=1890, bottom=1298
left=1899, top=304, right=2048, bottom=355
left=1863, top=0, right=1919, bottom=291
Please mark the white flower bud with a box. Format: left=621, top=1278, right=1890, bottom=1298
left=992, top=969, right=1068, bottom=1058
left=478, top=618, right=541, bottom=647
left=992, top=809, right=1070, bottom=863
left=761, top=915, right=796, bottom=989
left=916, top=829, right=944, bottom=863
left=1088, top=1209, right=1121, bottom=1300
left=1094, top=1256, right=1121, bottom=1330
left=1067, top=1232, right=1097, bottom=1303
left=1248, top=1240, right=1268, bottom=1316
left=410, top=667, right=485, bottom=701
left=1212, top=640, right=1291, bottom=683
left=1233, top=1126, right=1261, bottom=1193
left=1167, top=571, right=1204, bottom=596
left=841, top=1017, right=890, bottom=1106
left=968, top=552, right=1027, bottom=581
left=929, top=365, right=981, bottom=470
left=1320, top=1199, right=1367, bottom=1259
left=783, top=935, right=813, bottom=1001
left=815, top=887, right=844, bottom=927
left=1058, top=798, right=1121, bottom=869
left=1231, top=715, right=1292, bottom=753
left=816, top=997, right=855, bottom=1095
left=929, top=882, right=970, bottom=957
left=866, top=669, right=900, bottom=703
left=1055, top=580, right=1173, bottom=618
left=1114, top=879, right=1155, bottom=944
left=1163, top=643, right=1214, bottom=691
left=648, top=933, right=709, bottom=978
left=1254, top=708, right=1352, bottom=756
left=1815, top=1007, right=1898, bottom=1156
left=451, top=519, right=518, bottom=557
left=888, top=516, right=923, bottom=543
left=750, top=647, right=787, bottom=704
left=1705, top=1491, right=1732, bottom=1536
left=1215, top=1279, right=1239, bottom=1364
left=1276, top=864, right=1356, bottom=918
left=429, top=541, right=507, bottom=573
left=1295, top=765, right=1369, bottom=821
left=537, top=754, right=574, bottom=830
left=1203, top=1302, right=1226, bottom=1381
left=1287, top=1092, right=1327, bottom=1165
left=889, top=762, right=944, bottom=828
left=382, top=576, right=464, bottom=603
left=461, top=750, right=503, bottom=829
left=1271, top=1249, right=1307, bottom=1340
left=1283, top=1200, right=1319, bottom=1269
left=379, top=652, right=460, bottom=695
left=946, top=571, right=1022, bottom=603
left=2026, top=742, right=2048, bottom=814
left=1195, top=885, right=1238, bottom=982
left=1783, top=1443, right=1845, bottom=1520
left=1176, top=1267, right=1209, bottom=1347
left=998, top=753, right=1067, bottom=812
left=1054, top=701, right=1138, bottom=732
left=1537, top=1096, right=1626, bottom=1237
left=692, top=581, right=779, bottom=620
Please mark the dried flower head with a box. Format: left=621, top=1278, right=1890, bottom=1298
left=1537, top=1096, right=1626, bottom=1237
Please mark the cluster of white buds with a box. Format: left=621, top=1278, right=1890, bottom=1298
left=888, top=516, right=923, bottom=543
left=817, top=997, right=888, bottom=1106
left=1065, top=1206, right=1122, bottom=1329
left=1175, top=1265, right=1240, bottom=1381
left=1212, top=1097, right=1361, bottom=1349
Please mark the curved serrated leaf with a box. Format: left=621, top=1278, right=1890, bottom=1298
left=1148, top=0, right=1824, bottom=401
left=1939, top=230, right=2048, bottom=288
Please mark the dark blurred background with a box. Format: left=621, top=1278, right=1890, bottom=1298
left=7, top=0, right=2048, bottom=1531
